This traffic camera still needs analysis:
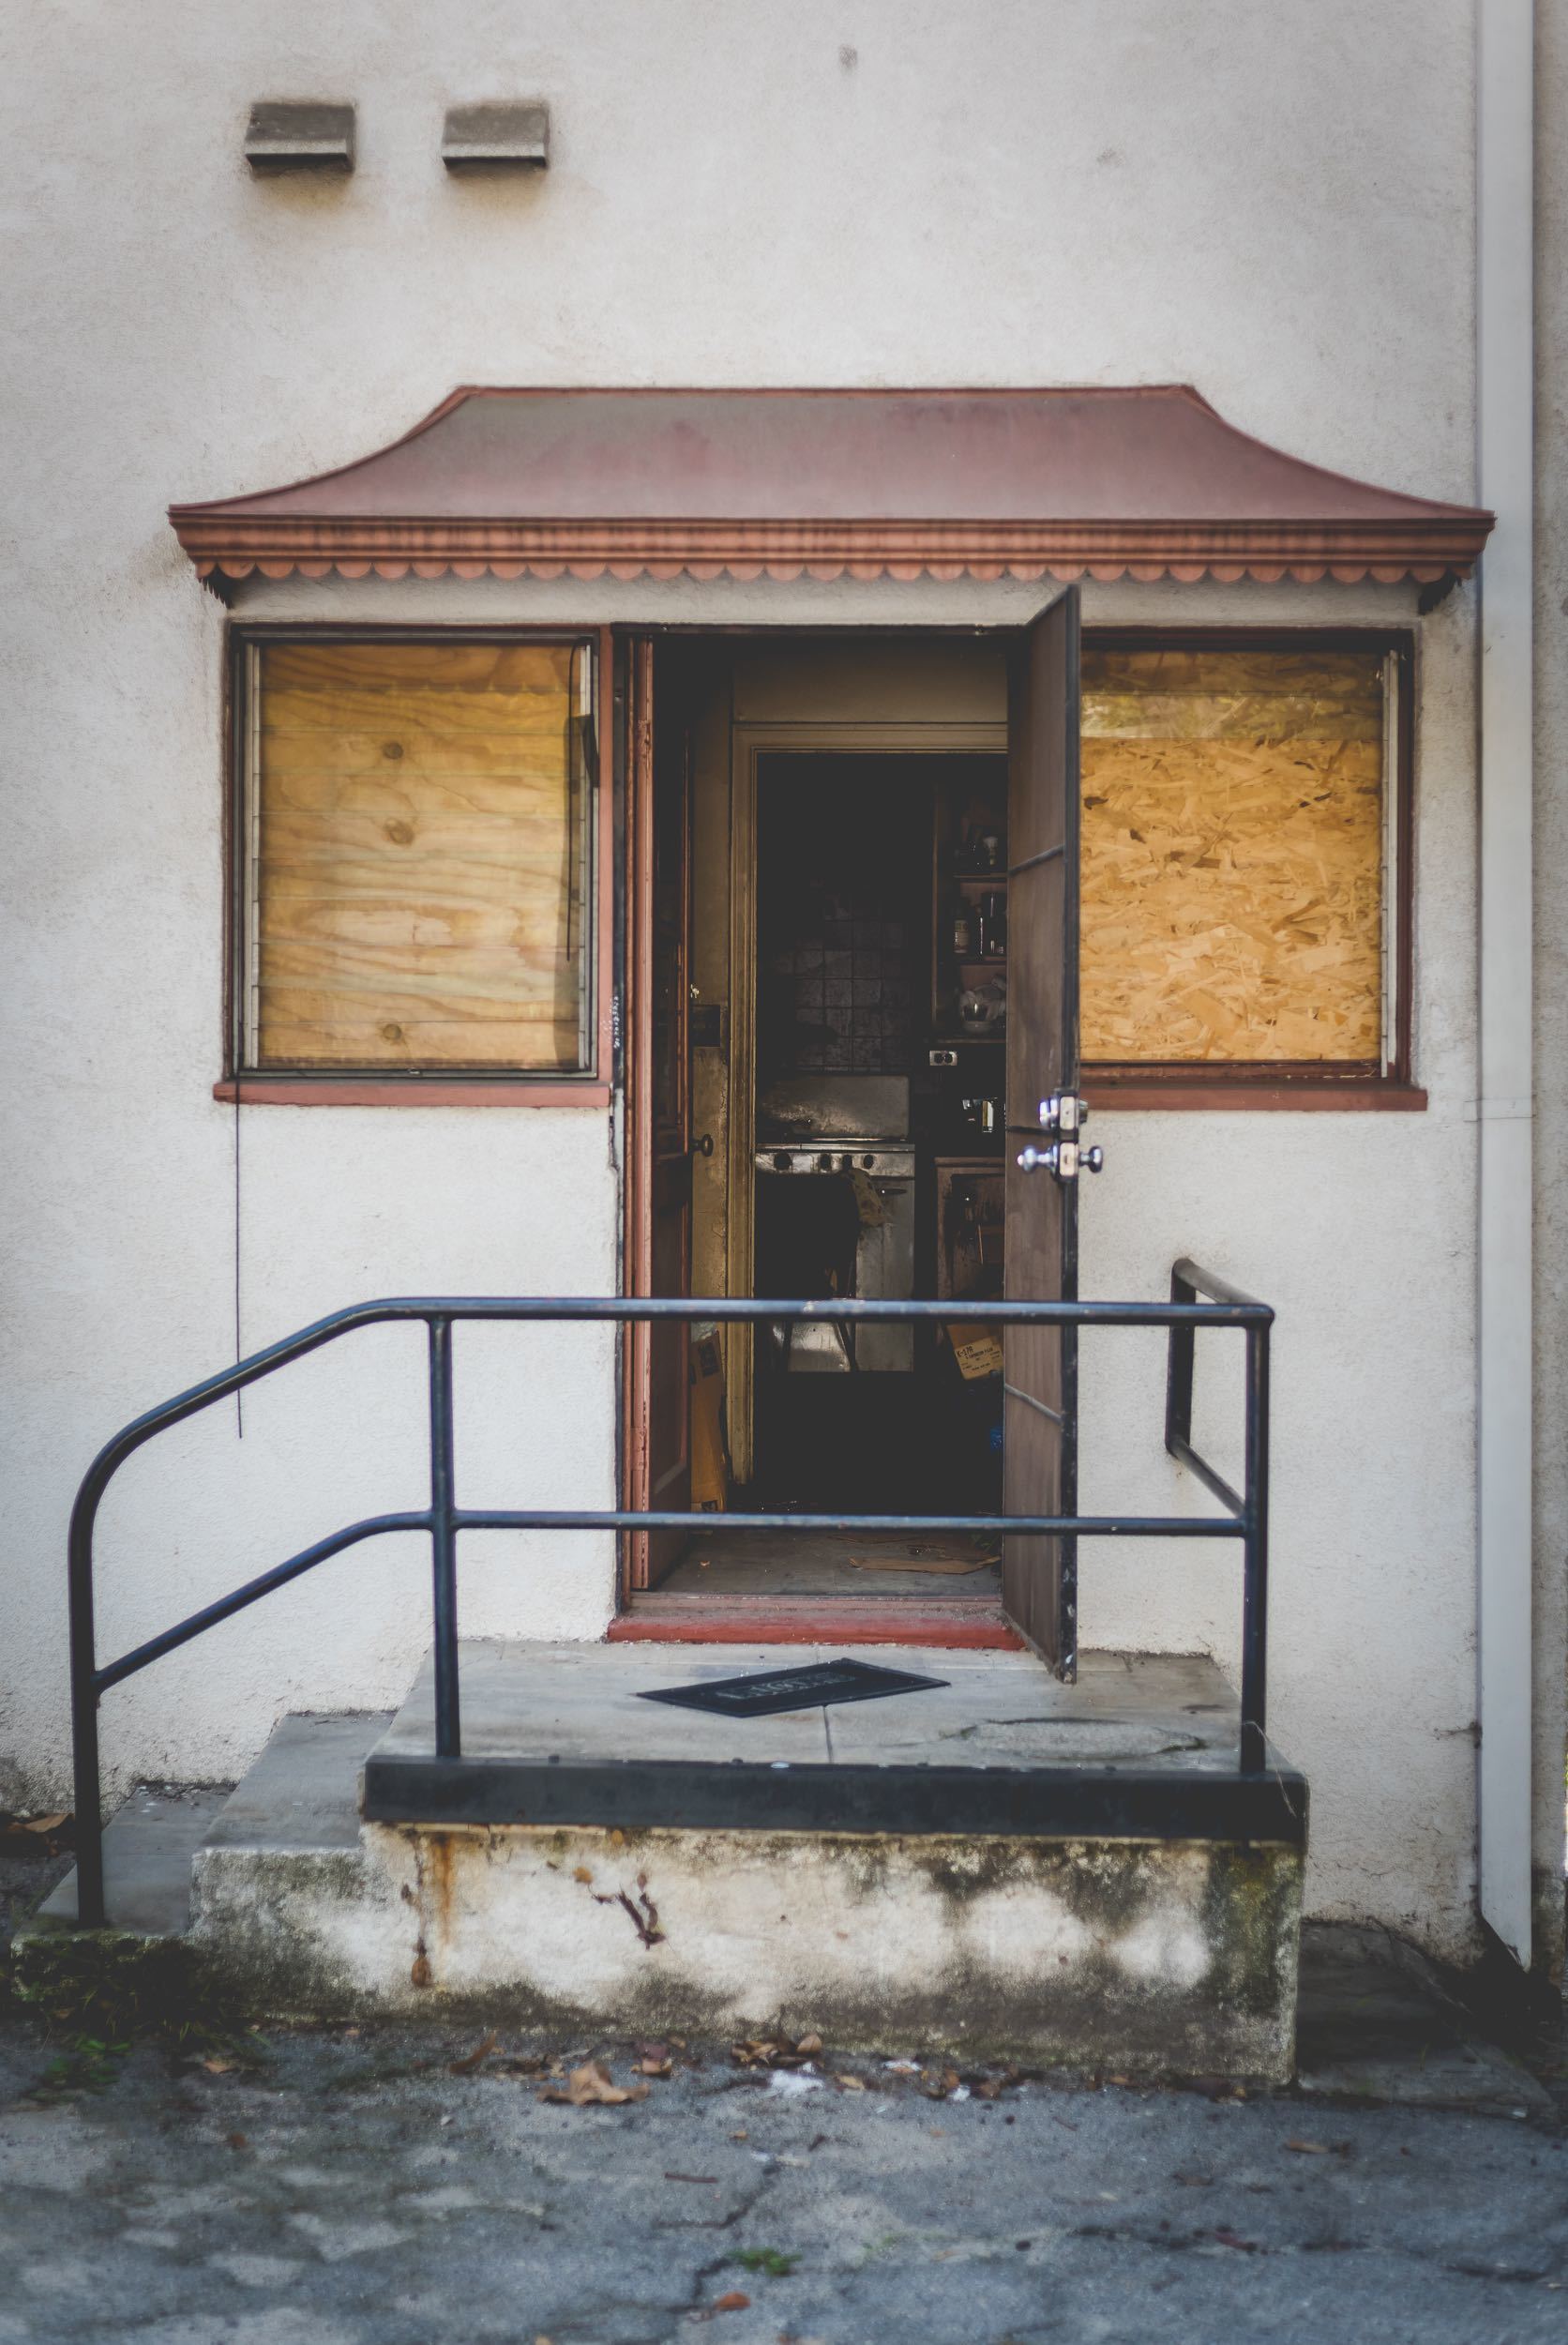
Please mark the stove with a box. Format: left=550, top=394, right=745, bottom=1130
left=757, top=1141, right=914, bottom=1178
left=753, top=1076, right=916, bottom=1372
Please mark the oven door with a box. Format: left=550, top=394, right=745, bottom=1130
left=851, top=1170, right=915, bottom=1371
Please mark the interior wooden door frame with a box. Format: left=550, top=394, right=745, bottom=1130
left=723, top=713, right=1006, bottom=1485
left=621, top=635, right=656, bottom=1599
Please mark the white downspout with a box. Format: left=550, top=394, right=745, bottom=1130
left=1476, top=0, right=1535, bottom=1968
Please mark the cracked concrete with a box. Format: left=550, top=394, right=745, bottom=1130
left=4, top=1842, right=1561, bottom=2340
left=0, top=1996, right=1563, bottom=2344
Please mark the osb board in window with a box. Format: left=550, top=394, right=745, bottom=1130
left=256, top=643, right=586, bottom=1070
left=1080, top=648, right=1385, bottom=1063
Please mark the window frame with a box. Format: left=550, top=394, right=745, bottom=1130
left=1078, top=624, right=1421, bottom=1111
left=217, top=623, right=614, bottom=1107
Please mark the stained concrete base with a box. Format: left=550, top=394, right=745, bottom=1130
left=195, top=1815, right=1302, bottom=2079
left=23, top=1649, right=1308, bottom=2080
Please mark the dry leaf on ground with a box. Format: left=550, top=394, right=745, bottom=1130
left=972, top=2066, right=1022, bottom=2100
left=730, top=2031, right=822, bottom=2070
left=448, top=2032, right=499, bottom=2075
left=710, top=2293, right=750, bottom=2314
left=539, top=2060, right=650, bottom=2108
left=0, top=1811, right=73, bottom=1856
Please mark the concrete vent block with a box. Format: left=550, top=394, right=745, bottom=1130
left=442, top=100, right=550, bottom=172
left=245, top=101, right=356, bottom=175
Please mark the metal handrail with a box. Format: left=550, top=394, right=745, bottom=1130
left=68, top=1270, right=1272, bottom=1927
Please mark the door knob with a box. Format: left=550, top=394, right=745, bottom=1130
left=1017, top=1140, right=1106, bottom=1183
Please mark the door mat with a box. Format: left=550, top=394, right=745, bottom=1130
left=639, top=1657, right=949, bottom=1718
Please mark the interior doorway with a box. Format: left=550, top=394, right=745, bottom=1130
left=620, top=610, right=1081, bottom=1662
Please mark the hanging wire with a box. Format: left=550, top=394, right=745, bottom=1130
left=234, top=1064, right=244, bottom=1439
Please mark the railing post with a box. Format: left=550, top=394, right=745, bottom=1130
left=428, top=1316, right=460, bottom=1760
left=1239, top=1318, right=1271, bottom=1774
left=1164, top=1263, right=1197, bottom=1460
left=68, top=1499, right=106, bottom=1927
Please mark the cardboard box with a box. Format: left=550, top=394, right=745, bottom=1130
left=690, top=1329, right=731, bottom=1508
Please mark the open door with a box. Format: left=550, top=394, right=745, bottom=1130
left=1003, top=589, right=1085, bottom=1674
left=624, top=638, right=694, bottom=1590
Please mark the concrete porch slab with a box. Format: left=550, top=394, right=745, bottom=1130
left=362, top=1641, right=1306, bottom=1846
left=22, top=1660, right=1308, bottom=2079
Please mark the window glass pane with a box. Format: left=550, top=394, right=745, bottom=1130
left=1080, top=646, right=1385, bottom=1063
left=252, top=640, right=590, bottom=1071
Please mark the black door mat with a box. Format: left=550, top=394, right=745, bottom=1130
left=639, top=1657, right=948, bottom=1718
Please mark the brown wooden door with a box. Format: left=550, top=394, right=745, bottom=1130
left=1002, top=589, right=1082, bottom=1674
left=625, top=638, right=694, bottom=1590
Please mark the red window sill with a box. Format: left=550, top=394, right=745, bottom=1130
left=214, top=1077, right=612, bottom=1109
left=1082, top=1074, right=1426, bottom=1112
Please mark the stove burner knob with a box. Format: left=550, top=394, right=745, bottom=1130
left=818, top=1151, right=835, bottom=1171
left=772, top=1152, right=792, bottom=1172
left=861, top=1153, right=875, bottom=1170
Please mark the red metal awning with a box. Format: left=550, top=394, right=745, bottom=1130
left=169, top=386, right=1492, bottom=587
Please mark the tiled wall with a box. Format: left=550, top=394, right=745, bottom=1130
left=757, top=767, right=921, bottom=1075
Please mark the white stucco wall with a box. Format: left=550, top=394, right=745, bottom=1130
left=0, top=1, right=1508, bottom=1961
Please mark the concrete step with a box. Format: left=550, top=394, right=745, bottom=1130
left=24, top=1651, right=1308, bottom=2081
left=34, top=1784, right=228, bottom=1937
left=26, top=1714, right=388, bottom=1944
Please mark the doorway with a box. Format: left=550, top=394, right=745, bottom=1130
left=620, top=609, right=1081, bottom=1665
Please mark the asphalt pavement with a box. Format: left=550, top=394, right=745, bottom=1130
left=0, top=1989, right=1563, bottom=2345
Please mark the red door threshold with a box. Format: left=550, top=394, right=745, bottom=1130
left=608, top=1596, right=1023, bottom=1650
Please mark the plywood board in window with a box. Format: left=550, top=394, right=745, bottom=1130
left=1080, top=647, right=1384, bottom=1063
left=255, top=642, right=586, bottom=1069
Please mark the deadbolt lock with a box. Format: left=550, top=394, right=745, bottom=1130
left=1038, top=1091, right=1089, bottom=1134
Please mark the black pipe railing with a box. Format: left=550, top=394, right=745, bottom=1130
left=68, top=1266, right=1271, bottom=1928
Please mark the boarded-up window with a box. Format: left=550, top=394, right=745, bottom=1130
left=1080, top=646, right=1389, bottom=1064
left=249, top=640, right=591, bottom=1071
